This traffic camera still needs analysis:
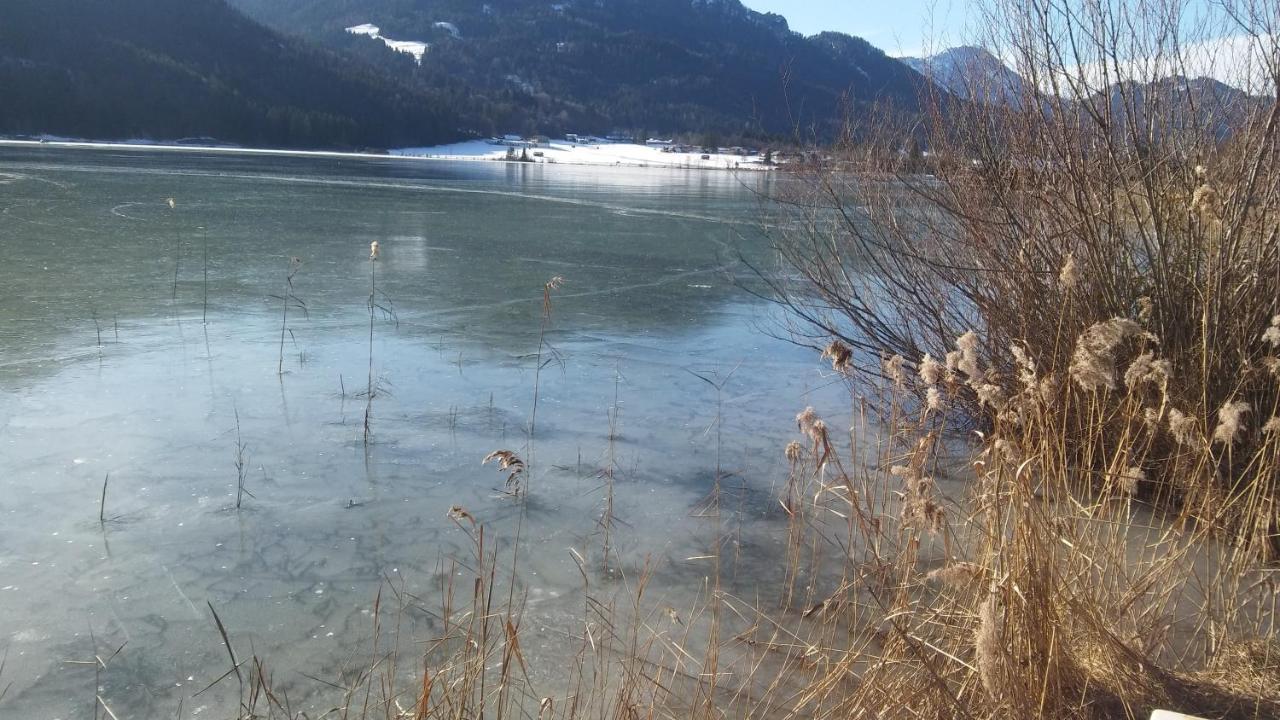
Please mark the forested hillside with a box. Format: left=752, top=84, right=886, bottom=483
left=0, top=0, right=460, bottom=149
left=227, top=0, right=938, bottom=140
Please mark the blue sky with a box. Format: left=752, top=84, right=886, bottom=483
left=737, top=0, right=1266, bottom=91
left=740, top=0, right=973, bottom=56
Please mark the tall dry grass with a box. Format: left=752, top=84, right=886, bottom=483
left=765, top=0, right=1280, bottom=549
left=737, top=0, right=1280, bottom=715
left=213, top=355, right=1277, bottom=719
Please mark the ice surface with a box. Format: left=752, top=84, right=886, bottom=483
left=0, top=145, right=848, bottom=718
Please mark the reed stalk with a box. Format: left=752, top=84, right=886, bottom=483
left=167, top=198, right=179, bottom=302
left=98, top=473, right=108, bottom=523
left=364, top=241, right=379, bottom=445
left=526, top=276, right=563, bottom=491
left=233, top=406, right=250, bottom=509
left=200, top=225, right=208, bottom=324
left=598, top=365, right=622, bottom=570
left=275, top=256, right=304, bottom=375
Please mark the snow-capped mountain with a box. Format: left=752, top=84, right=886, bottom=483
left=900, top=46, right=1025, bottom=105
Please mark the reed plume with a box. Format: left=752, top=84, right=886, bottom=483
left=482, top=450, right=526, bottom=497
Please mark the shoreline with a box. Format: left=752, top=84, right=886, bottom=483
left=392, top=139, right=776, bottom=172
left=0, top=138, right=776, bottom=173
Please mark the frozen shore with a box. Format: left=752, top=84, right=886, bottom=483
left=391, top=140, right=774, bottom=171
left=0, top=138, right=775, bottom=173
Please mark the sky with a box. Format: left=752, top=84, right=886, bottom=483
left=740, top=0, right=973, bottom=57
left=738, top=0, right=1269, bottom=91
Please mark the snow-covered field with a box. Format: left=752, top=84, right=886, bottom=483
left=391, top=140, right=772, bottom=171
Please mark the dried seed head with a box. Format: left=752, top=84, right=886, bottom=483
left=901, top=496, right=945, bottom=533
left=483, top=449, right=524, bottom=470
left=926, top=561, right=986, bottom=588
left=483, top=450, right=527, bottom=494
left=992, top=438, right=1017, bottom=463
left=1264, top=417, right=1280, bottom=436
left=166, top=197, right=176, bottom=209
left=1191, top=184, right=1220, bottom=219
left=944, top=350, right=962, bottom=380
left=370, top=240, right=381, bottom=260
left=1068, top=318, right=1147, bottom=391
left=1117, top=466, right=1145, bottom=495
left=975, top=383, right=1006, bottom=410
left=1136, top=296, right=1154, bottom=323
left=1212, top=400, right=1250, bottom=446
left=1262, top=315, right=1280, bottom=349
left=1010, top=343, right=1037, bottom=387
left=997, top=402, right=1026, bottom=428
left=784, top=441, right=803, bottom=463
left=1037, top=373, right=1059, bottom=403
left=883, top=354, right=906, bottom=387
left=1058, top=253, right=1079, bottom=290
left=975, top=593, right=1003, bottom=700
left=919, top=353, right=944, bottom=386
left=926, top=387, right=943, bottom=412
left=796, top=406, right=818, bottom=435
left=805, top=417, right=833, bottom=466
left=809, top=419, right=828, bottom=444
left=822, top=340, right=854, bottom=373
left=1123, top=352, right=1172, bottom=391
left=1168, top=408, right=1200, bottom=446
left=955, top=331, right=983, bottom=385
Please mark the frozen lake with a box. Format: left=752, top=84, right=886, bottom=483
left=0, top=146, right=848, bottom=717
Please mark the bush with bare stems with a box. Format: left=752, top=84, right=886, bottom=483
left=764, top=0, right=1280, bottom=550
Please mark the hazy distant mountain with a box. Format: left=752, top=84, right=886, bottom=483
left=226, top=0, right=945, bottom=139
left=901, top=46, right=1025, bottom=105
left=902, top=47, right=1263, bottom=140
left=1090, top=75, right=1263, bottom=141
left=0, top=0, right=460, bottom=148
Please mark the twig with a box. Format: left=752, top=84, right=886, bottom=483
left=99, top=473, right=109, bottom=523
left=206, top=602, right=244, bottom=704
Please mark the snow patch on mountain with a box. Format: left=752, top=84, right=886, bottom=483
left=345, top=23, right=428, bottom=64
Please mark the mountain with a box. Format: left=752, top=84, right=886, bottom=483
left=225, top=0, right=941, bottom=140
left=1091, top=75, right=1263, bottom=142
left=903, top=46, right=1264, bottom=133
left=901, top=46, right=1025, bottom=105
left=0, top=0, right=460, bottom=149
